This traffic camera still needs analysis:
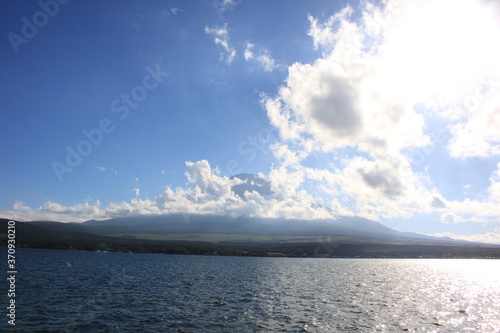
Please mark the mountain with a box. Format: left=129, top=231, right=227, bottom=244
left=82, top=214, right=397, bottom=238
left=2, top=215, right=499, bottom=258
left=1, top=173, right=496, bottom=257
left=78, top=214, right=476, bottom=245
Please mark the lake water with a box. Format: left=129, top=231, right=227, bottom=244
left=2, top=249, right=500, bottom=332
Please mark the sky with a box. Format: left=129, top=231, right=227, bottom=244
left=1, top=0, right=500, bottom=244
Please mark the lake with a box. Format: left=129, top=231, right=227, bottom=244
left=2, top=249, right=499, bottom=332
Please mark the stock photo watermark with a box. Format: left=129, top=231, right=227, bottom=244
left=222, top=127, right=276, bottom=177
left=462, top=75, right=499, bottom=113
left=7, top=0, right=70, bottom=54
left=51, top=64, right=168, bottom=182
left=313, top=235, right=341, bottom=258
left=5, top=221, right=17, bottom=326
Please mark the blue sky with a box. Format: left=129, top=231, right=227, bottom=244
left=1, top=0, right=500, bottom=244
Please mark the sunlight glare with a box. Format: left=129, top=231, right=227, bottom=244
left=376, top=0, right=500, bottom=106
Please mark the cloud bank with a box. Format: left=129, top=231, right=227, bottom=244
left=3, top=160, right=332, bottom=222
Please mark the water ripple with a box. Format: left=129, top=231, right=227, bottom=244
left=4, top=250, right=500, bottom=332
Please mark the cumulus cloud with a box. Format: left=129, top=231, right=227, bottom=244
left=261, top=0, right=500, bottom=223
left=270, top=142, right=308, bottom=168
left=205, top=24, right=236, bottom=64
left=307, top=6, right=358, bottom=54
left=0, top=160, right=338, bottom=222
left=154, top=160, right=332, bottom=219
left=264, top=2, right=431, bottom=154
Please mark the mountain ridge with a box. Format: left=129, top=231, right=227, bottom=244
left=28, top=213, right=491, bottom=246
left=2, top=217, right=499, bottom=258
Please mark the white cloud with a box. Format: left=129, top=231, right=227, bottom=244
left=205, top=24, right=236, bottom=64
left=170, top=7, right=181, bottom=15
left=270, top=142, right=307, bottom=168
left=397, top=0, right=500, bottom=158
left=260, top=0, right=500, bottom=223
left=154, top=160, right=330, bottom=219
left=244, top=42, right=277, bottom=71
left=0, top=159, right=338, bottom=222
left=13, top=201, right=30, bottom=211
left=440, top=204, right=500, bottom=224
left=95, top=166, right=118, bottom=175
left=440, top=212, right=466, bottom=224
left=1, top=158, right=497, bottom=225
left=405, top=164, right=500, bottom=225
left=307, top=6, right=356, bottom=54
left=2, top=200, right=103, bottom=222
left=159, top=7, right=182, bottom=17
left=38, top=201, right=101, bottom=217
left=213, top=0, right=242, bottom=20
left=264, top=17, right=430, bottom=155
left=132, top=177, right=140, bottom=197
left=183, top=160, right=241, bottom=200
left=220, top=0, right=240, bottom=10
left=488, top=162, right=500, bottom=202
left=328, top=155, right=441, bottom=220
left=447, top=90, right=500, bottom=158
left=431, top=232, right=500, bottom=245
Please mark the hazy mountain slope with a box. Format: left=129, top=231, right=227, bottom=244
left=2, top=218, right=499, bottom=258
left=81, top=214, right=462, bottom=245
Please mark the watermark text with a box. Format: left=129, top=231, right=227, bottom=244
left=6, top=220, right=17, bottom=326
